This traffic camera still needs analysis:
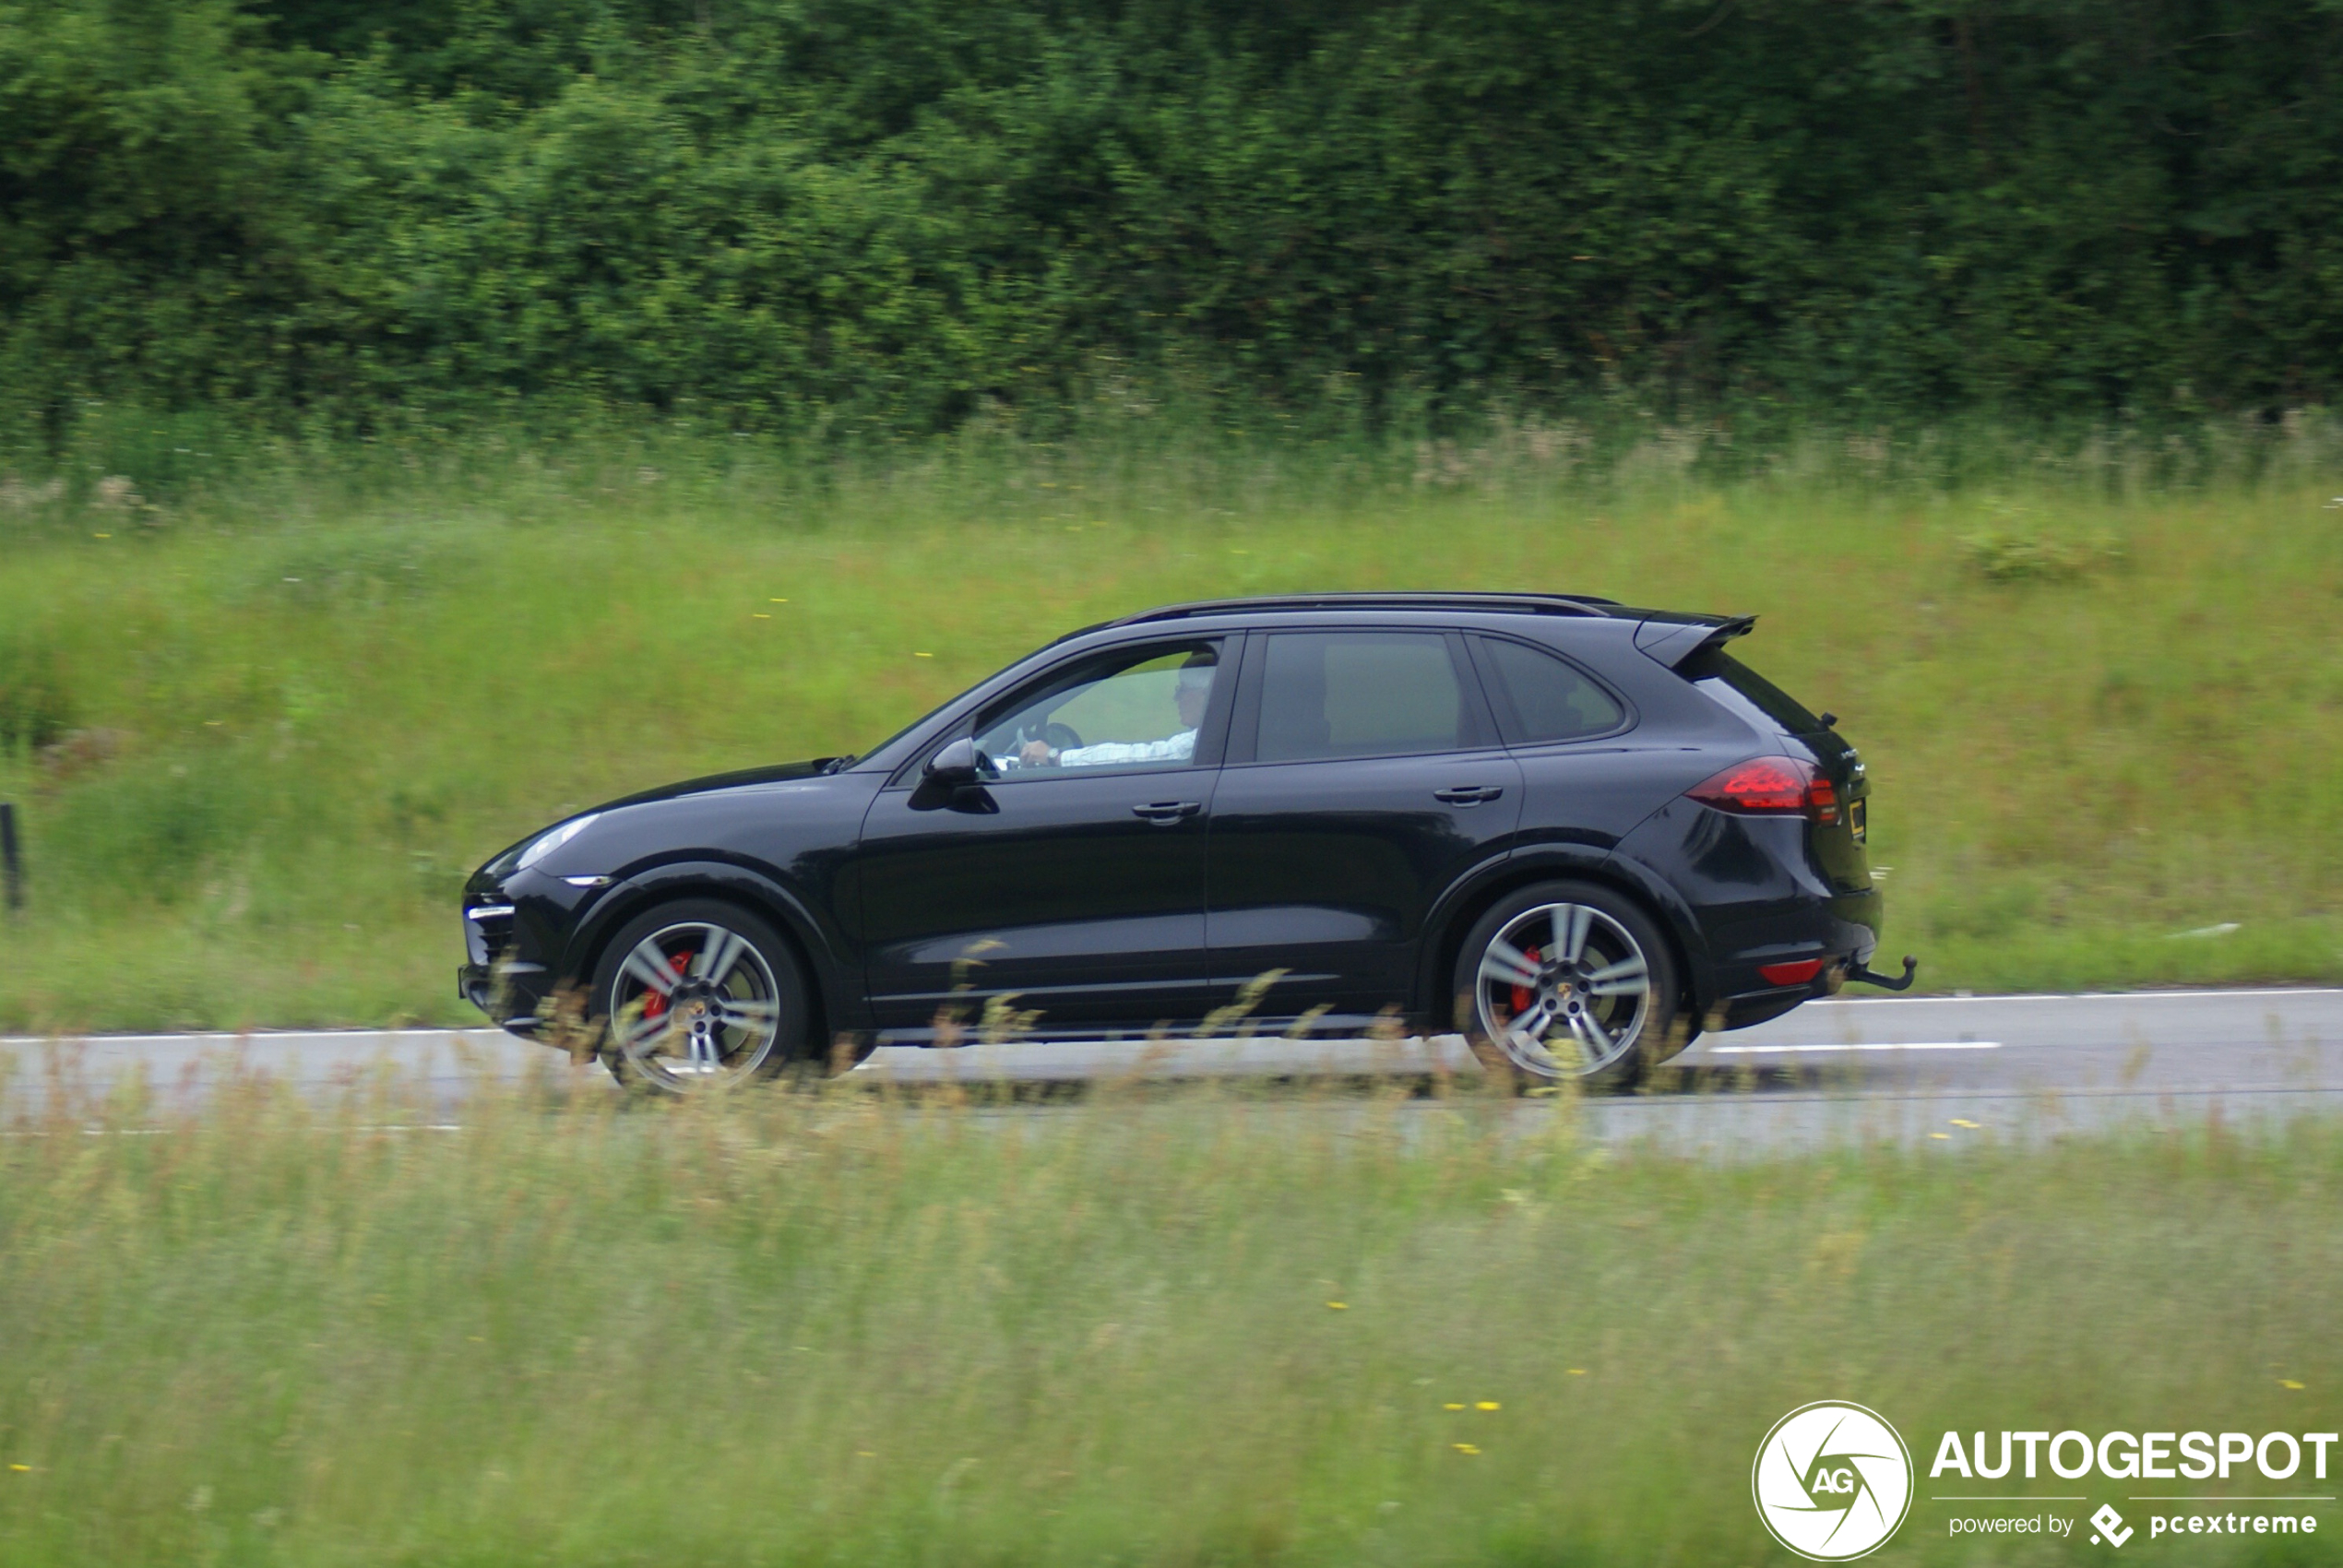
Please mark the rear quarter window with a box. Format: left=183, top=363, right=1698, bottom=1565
left=1681, top=647, right=1824, bottom=735
left=1473, top=636, right=1625, bottom=743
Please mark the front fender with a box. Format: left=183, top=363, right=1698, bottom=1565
left=559, top=860, right=868, bottom=1033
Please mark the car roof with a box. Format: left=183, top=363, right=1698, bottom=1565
left=1104, top=591, right=1622, bottom=627
left=1047, top=593, right=1742, bottom=647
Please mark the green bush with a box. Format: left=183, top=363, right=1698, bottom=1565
left=1958, top=529, right=2128, bottom=583
left=3, top=0, right=2340, bottom=434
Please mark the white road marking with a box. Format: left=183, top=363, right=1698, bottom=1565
left=0, top=1028, right=506, bottom=1047
left=2, top=987, right=2338, bottom=1051
left=1707, top=1041, right=2003, bottom=1054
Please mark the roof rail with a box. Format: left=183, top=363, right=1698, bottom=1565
left=1105, top=591, right=1621, bottom=628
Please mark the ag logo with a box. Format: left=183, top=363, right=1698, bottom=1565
left=1752, top=1402, right=1913, bottom=1561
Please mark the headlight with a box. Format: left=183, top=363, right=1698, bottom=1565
left=515, top=813, right=601, bottom=872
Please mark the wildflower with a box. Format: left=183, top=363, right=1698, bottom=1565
left=771, top=598, right=789, bottom=602
left=915, top=652, right=934, bottom=659
left=1476, top=1401, right=1501, bottom=1411
left=1444, top=1402, right=1466, bottom=1410
left=1326, top=1301, right=1348, bottom=1311
left=8, top=1464, right=29, bottom=1472
left=1452, top=1443, right=1480, bottom=1455
left=1929, top=1132, right=1950, bottom=1140
left=2282, top=1380, right=2305, bottom=1390
left=1949, top=1119, right=1980, bottom=1129
left=752, top=613, right=770, bottom=620
left=1566, top=1369, right=1586, bottom=1376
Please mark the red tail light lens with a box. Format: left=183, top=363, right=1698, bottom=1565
left=1758, top=957, right=1826, bottom=987
left=1686, top=756, right=1840, bottom=825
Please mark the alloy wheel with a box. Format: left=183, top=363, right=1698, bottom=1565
left=608, top=920, right=785, bottom=1091
left=1471, top=901, right=1653, bottom=1078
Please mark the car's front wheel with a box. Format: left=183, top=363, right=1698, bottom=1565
left=1453, top=881, right=1683, bottom=1087
left=590, top=899, right=810, bottom=1093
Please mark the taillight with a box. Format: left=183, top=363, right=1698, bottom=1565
left=1686, top=755, right=1840, bottom=826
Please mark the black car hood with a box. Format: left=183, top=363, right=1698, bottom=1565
left=597, top=758, right=850, bottom=812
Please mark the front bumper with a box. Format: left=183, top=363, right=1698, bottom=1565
left=457, top=961, right=553, bottom=1037
left=460, top=870, right=580, bottom=1038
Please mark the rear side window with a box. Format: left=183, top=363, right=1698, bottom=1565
left=1255, top=631, right=1472, bottom=762
left=1683, top=647, right=1824, bottom=735
left=1474, top=636, right=1624, bottom=743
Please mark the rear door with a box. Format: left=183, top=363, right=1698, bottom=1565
left=1205, top=628, right=1522, bottom=1028
left=1466, top=632, right=1660, bottom=856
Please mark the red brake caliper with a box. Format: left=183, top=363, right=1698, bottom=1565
left=1510, top=945, right=1541, bottom=1019
left=640, top=950, right=694, bottom=1020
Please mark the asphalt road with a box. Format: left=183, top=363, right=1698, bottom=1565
left=6, top=988, right=2339, bottom=1153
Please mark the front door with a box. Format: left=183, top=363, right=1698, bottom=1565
left=1206, top=629, right=1522, bottom=1029
left=851, top=636, right=1235, bottom=1039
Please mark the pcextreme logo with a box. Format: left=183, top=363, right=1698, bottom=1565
left=1753, top=1402, right=1916, bottom=1561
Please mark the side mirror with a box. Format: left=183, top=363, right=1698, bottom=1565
left=924, top=736, right=986, bottom=786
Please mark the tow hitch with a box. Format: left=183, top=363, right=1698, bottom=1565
left=1848, top=955, right=1920, bottom=992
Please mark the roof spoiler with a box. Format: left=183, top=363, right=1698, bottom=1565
left=1634, top=613, right=1755, bottom=669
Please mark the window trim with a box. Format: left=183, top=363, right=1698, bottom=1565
left=1465, top=633, right=1638, bottom=750
left=1226, top=627, right=1503, bottom=767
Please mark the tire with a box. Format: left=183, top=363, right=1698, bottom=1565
left=589, top=898, right=812, bottom=1094
left=1450, top=880, right=1685, bottom=1089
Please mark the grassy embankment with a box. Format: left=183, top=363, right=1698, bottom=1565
left=1, top=430, right=2340, bottom=1032
left=0, top=1076, right=2337, bottom=1567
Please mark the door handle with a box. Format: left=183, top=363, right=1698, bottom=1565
left=1131, top=801, right=1203, bottom=825
left=1433, top=785, right=1504, bottom=806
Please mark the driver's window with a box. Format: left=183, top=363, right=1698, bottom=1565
left=975, top=642, right=1220, bottom=777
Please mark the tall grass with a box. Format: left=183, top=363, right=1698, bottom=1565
left=2, top=419, right=2341, bottom=1031
left=0, top=1073, right=2337, bottom=1566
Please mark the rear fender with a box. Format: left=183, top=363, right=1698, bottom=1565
left=1396, top=843, right=1695, bottom=1016
left=1414, top=846, right=1712, bottom=1023
left=1589, top=850, right=1719, bottom=1013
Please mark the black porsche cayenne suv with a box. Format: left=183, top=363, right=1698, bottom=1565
left=460, top=593, right=1908, bottom=1091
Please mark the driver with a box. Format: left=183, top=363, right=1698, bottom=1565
left=1002, top=649, right=1216, bottom=770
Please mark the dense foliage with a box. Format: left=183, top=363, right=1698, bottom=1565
left=4, top=0, right=2339, bottom=434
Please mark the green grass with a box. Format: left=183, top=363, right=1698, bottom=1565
left=2, top=429, right=2342, bottom=1032
left=1, top=1076, right=2338, bottom=1566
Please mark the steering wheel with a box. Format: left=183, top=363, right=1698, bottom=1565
left=1018, top=720, right=1085, bottom=765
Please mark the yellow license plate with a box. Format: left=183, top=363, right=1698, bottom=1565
left=1849, top=798, right=1867, bottom=843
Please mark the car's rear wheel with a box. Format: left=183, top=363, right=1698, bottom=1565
left=590, top=899, right=810, bottom=1094
left=1452, top=881, right=1683, bottom=1088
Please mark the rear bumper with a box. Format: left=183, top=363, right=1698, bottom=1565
left=1699, top=888, right=1882, bottom=1031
